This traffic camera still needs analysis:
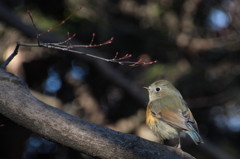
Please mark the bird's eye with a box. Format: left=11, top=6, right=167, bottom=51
left=155, top=87, right=161, bottom=92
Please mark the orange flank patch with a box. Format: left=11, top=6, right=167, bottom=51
left=146, top=106, right=158, bottom=126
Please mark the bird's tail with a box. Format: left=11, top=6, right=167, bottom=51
left=186, top=130, right=204, bottom=145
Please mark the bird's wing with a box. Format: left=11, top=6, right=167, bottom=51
left=161, top=108, right=199, bottom=132
left=149, top=97, right=198, bottom=132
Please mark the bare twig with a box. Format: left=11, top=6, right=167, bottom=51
left=1, top=43, right=20, bottom=69
left=39, top=7, right=82, bottom=37
left=27, top=9, right=40, bottom=44
left=55, top=32, right=76, bottom=45
left=55, top=36, right=115, bottom=48
left=1, top=33, right=157, bottom=68
left=0, top=2, right=152, bottom=105
left=0, top=9, right=157, bottom=68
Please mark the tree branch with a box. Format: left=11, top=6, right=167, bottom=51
left=0, top=69, right=195, bottom=159
left=0, top=2, right=148, bottom=107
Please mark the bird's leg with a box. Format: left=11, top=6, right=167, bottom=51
left=159, top=139, right=164, bottom=144
left=176, top=137, right=181, bottom=149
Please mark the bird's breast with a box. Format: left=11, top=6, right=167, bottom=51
left=146, top=106, right=179, bottom=140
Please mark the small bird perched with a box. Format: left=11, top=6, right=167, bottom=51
left=145, top=80, right=203, bottom=148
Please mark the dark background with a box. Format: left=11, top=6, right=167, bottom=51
left=0, top=0, right=240, bottom=159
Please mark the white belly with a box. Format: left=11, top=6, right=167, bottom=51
left=149, top=120, right=179, bottom=140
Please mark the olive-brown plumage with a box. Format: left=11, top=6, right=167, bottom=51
left=145, top=80, right=203, bottom=147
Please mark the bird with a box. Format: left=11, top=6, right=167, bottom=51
left=145, top=80, right=203, bottom=148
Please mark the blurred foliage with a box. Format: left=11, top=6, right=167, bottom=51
left=1, top=0, right=240, bottom=159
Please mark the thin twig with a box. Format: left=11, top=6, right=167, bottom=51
left=39, top=7, right=82, bottom=37
left=67, top=37, right=114, bottom=48
left=50, top=32, right=76, bottom=45
left=90, top=33, right=96, bottom=45
left=1, top=9, right=157, bottom=69
left=1, top=43, right=20, bottom=69
left=1, top=39, right=157, bottom=68
left=27, top=10, right=40, bottom=45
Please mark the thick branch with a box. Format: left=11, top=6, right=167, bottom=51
left=0, top=69, right=195, bottom=159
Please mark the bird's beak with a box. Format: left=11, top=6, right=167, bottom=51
left=143, top=86, right=149, bottom=90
